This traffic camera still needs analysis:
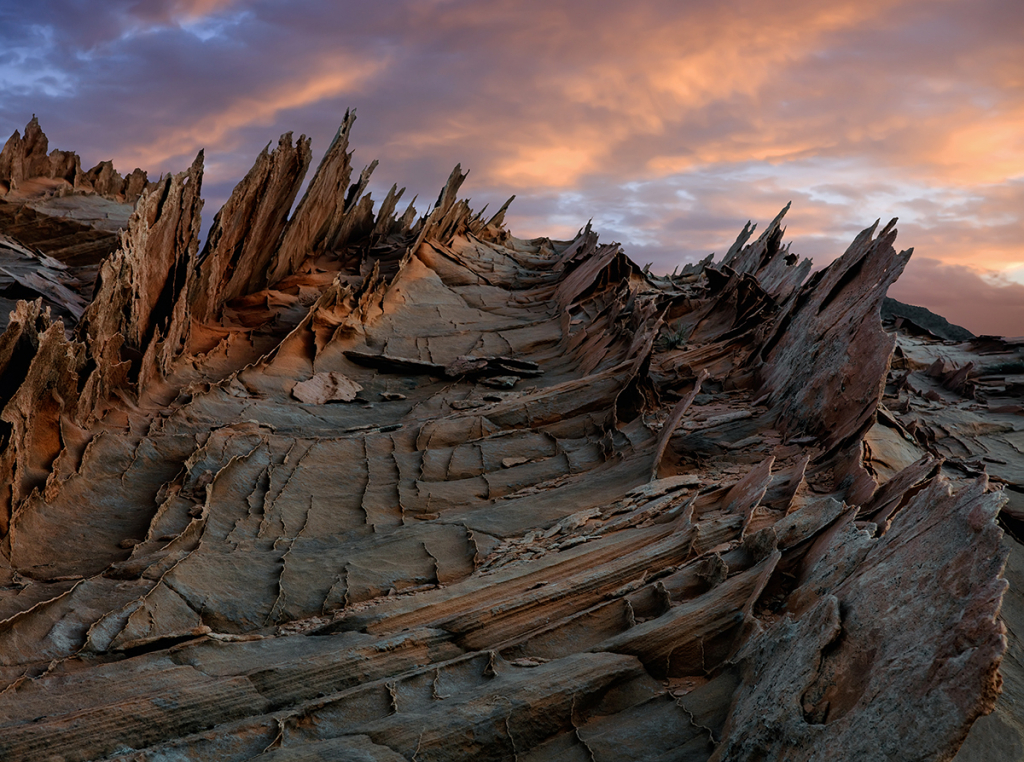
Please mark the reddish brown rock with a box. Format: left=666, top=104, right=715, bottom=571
left=76, top=150, right=204, bottom=414
left=0, top=116, right=79, bottom=193
left=0, top=113, right=1013, bottom=762
left=194, top=132, right=311, bottom=320
left=1, top=117, right=149, bottom=204
left=759, top=218, right=912, bottom=451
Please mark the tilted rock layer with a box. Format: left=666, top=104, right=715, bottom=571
left=0, top=117, right=1018, bottom=762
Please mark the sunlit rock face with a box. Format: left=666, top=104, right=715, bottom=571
left=0, top=117, right=1018, bottom=762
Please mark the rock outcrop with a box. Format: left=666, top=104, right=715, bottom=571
left=0, top=115, right=1017, bottom=762
left=1, top=116, right=155, bottom=204
left=882, top=296, right=975, bottom=342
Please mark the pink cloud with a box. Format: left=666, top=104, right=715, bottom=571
left=1, top=0, right=1022, bottom=335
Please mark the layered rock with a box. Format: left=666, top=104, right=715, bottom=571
left=76, top=150, right=205, bottom=415
left=0, top=113, right=1016, bottom=762
left=193, top=133, right=311, bottom=320
left=758, top=217, right=912, bottom=451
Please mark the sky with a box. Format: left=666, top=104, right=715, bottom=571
left=0, top=0, right=1022, bottom=336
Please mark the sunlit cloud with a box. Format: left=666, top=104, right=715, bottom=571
left=0, top=0, right=1021, bottom=335
left=112, top=56, right=386, bottom=170
left=178, top=11, right=252, bottom=42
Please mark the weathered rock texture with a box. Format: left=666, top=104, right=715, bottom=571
left=1, top=116, right=155, bottom=203
left=0, top=116, right=1017, bottom=762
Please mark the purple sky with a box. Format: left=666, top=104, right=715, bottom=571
left=2, top=0, right=1022, bottom=335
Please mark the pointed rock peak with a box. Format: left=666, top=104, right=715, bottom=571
left=21, top=116, right=47, bottom=151
left=879, top=217, right=898, bottom=238
left=409, top=164, right=475, bottom=249
left=344, top=159, right=378, bottom=214
left=723, top=220, right=757, bottom=264
left=263, top=112, right=361, bottom=287
left=749, top=202, right=791, bottom=250
left=340, top=108, right=356, bottom=135
left=192, top=131, right=310, bottom=319
left=318, top=110, right=357, bottom=161
left=759, top=220, right=913, bottom=451
left=766, top=201, right=791, bottom=234
left=486, top=195, right=515, bottom=229
left=430, top=164, right=469, bottom=212
left=183, top=149, right=204, bottom=189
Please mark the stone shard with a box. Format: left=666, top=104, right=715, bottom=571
left=715, top=477, right=1007, bottom=761
left=758, top=218, right=912, bottom=451
left=0, top=117, right=149, bottom=204
left=0, top=300, right=87, bottom=533
left=77, top=149, right=204, bottom=414
left=0, top=116, right=78, bottom=193
left=266, top=111, right=360, bottom=287
left=194, top=132, right=312, bottom=320
left=0, top=113, right=1014, bottom=762
left=291, top=371, right=363, bottom=404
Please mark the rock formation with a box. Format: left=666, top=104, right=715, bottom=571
left=881, top=297, right=975, bottom=342
left=0, top=116, right=1019, bottom=761
left=0, top=116, right=155, bottom=203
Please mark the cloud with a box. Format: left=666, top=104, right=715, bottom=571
left=130, top=0, right=241, bottom=23
left=0, top=0, right=1021, bottom=335
left=113, top=57, right=385, bottom=171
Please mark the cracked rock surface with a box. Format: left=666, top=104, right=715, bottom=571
left=0, top=117, right=1019, bottom=761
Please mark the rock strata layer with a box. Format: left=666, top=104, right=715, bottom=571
left=0, top=117, right=1018, bottom=762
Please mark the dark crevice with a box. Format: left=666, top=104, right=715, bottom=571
left=817, top=254, right=867, bottom=316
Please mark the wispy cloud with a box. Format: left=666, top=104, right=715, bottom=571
left=114, top=56, right=386, bottom=170
left=0, top=0, right=1021, bottom=335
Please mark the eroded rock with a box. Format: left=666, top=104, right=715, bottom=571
left=0, top=113, right=1013, bottom=762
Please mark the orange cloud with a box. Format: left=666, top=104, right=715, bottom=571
left=936, top=104, right=1024, bottom=185
left=173, top=0, right=239, bottom=17
left=462, top=0, right=917, bottom=188
left=5, top=0, right=1021, bottom=334
left=449, top=0, right=1022, bottom=195
left=113, top=57, right=384, bottom=171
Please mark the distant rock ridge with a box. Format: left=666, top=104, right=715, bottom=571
left=0, top=116, right=155, bottom=203
left=0, top=112, right=1017, bottom=762
left=882, top=296, right=975, bottom=342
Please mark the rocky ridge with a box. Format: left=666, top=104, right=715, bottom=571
left=0, top=117, right=1018, bottom=761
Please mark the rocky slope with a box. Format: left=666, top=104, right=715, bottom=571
left=0, top=117, right=1019, bottom=761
